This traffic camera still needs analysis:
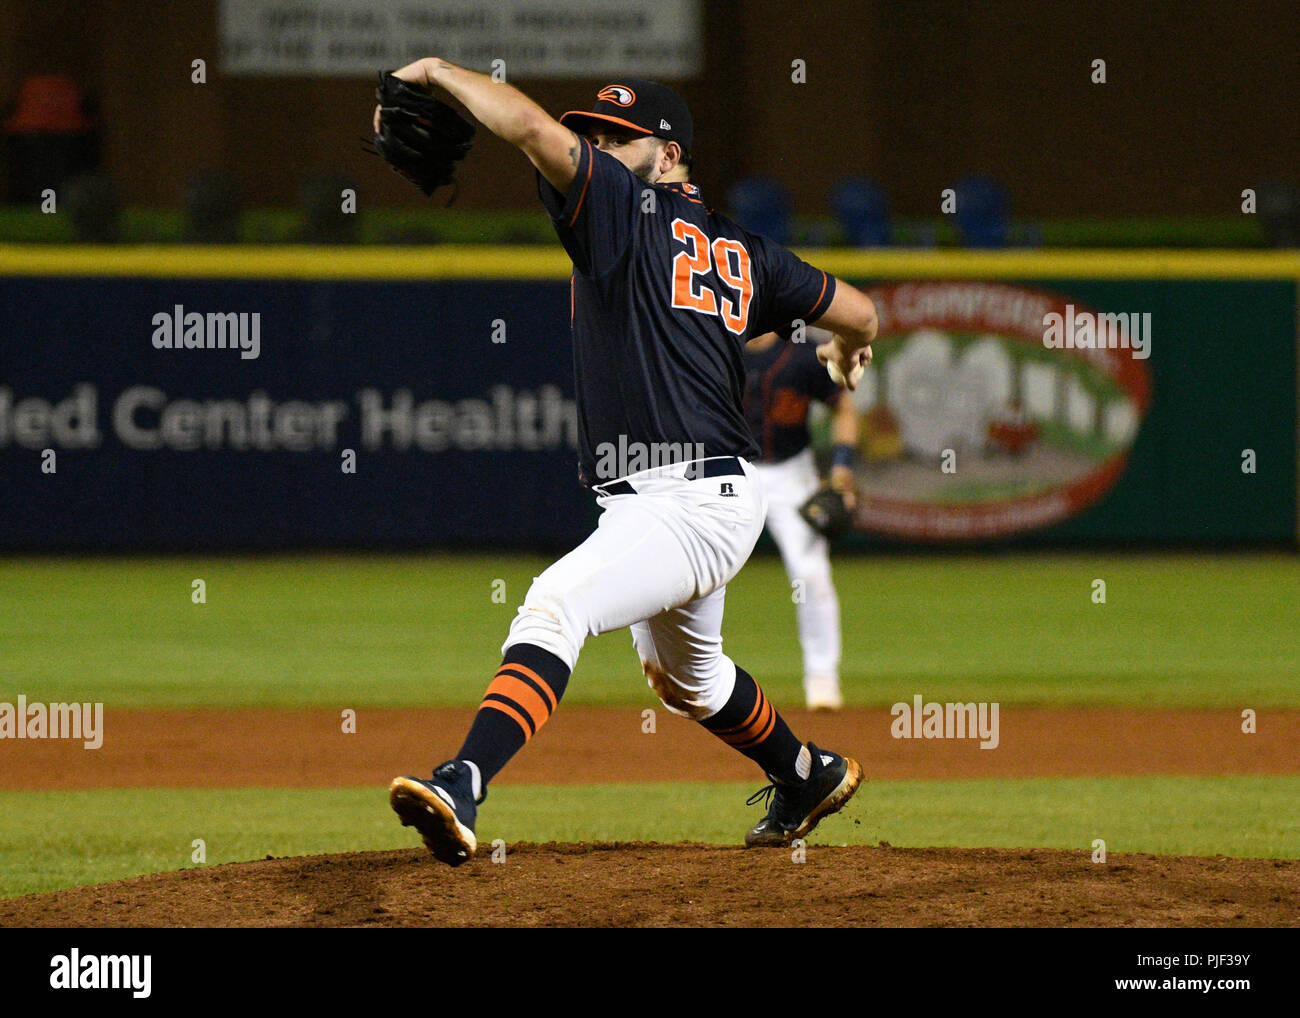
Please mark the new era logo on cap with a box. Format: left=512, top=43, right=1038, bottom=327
left=659, top=119, right=671, bottom=130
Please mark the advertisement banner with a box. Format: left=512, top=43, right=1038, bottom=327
left=219, top=0, right=702, bottom=78
left=0, top=276, right=590, bottom=550
left=1, top=253, right=1295, bottom=550
left=820, top=277, right=1295, bottom=544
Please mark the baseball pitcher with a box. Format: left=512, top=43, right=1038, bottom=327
left=374, top=60, right=878, bottom=865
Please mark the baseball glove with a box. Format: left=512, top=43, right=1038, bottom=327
left=799, top=485, right=854, bottom=539
left=369, top=72, right=475, bottom=198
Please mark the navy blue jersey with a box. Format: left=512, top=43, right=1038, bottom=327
left=742, top=337, right=843, bottom=464
left=537, top=138, right=835, bottom=485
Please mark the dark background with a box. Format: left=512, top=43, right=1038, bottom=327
left=1, top=0, right=1295, bottom=217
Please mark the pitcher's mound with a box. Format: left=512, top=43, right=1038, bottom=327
left=3, top=843, right=1296, bottom=928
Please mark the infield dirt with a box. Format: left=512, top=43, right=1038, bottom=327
left=3, top=843, right=1297, bottom=928
left=3, top=706, right=1296, bottom=928
left=2, top=706, right=1295, bottom=789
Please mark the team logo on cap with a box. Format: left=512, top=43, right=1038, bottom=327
left=597, top=85, right=636, bottom=107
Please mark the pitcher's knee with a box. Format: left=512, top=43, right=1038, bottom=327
left=639, top=655, right=735, bottom=721
left=502, top=582, right=586, bottom=671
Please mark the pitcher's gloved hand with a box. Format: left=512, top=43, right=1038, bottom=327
left=368, top=71, right=475, bottom=198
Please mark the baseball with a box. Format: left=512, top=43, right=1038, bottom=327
left=827, top=358, right=864, bottom=388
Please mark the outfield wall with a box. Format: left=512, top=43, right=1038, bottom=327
left=0, top=247, right=1296, bottom=550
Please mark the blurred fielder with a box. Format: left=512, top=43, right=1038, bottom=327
left=744, top=325, right=858, bottom=710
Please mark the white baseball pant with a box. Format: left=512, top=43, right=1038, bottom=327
left=502, top=456, right=767, bottom=720
left=752, top=448, right=842, bottom=691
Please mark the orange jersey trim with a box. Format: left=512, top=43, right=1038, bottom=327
left=804, top=271, right=830, bottom=320
left=568, top=138, right=594, bottom=227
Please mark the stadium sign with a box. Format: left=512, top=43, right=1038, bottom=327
left=844, top=282, right=1153, bottom=541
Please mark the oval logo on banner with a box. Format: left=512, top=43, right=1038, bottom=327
left=843, top=282, right=1152, bottom=541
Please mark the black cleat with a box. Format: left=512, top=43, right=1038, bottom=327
left=744, top=743, right=863, bottom=848
left=389, top=761, right=482, bottom=866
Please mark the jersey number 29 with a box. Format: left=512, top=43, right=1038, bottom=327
left=670, top=219, right=754, bottom=335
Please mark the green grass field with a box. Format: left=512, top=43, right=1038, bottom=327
left=1, top=552, right=1297, bottom=899
left=4, top=552, right=1298, bottom=708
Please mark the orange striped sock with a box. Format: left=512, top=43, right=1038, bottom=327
left=457, top=644, right=570, bottom=786
left=701, top=666, right=803, bottom=783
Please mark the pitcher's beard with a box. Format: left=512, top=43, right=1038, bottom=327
left=631, top=153, right=661, bottom=183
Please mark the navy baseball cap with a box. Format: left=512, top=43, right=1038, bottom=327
left=560, top=79, right=693, bottom=151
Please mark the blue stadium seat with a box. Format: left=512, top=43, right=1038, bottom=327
left=830, top=177, right=892, bottom=246
left=726, top=176, right=792, bottom=243
left=954, top=174, right=1009, bottom=248
left=1256, top=180, right=1300, bottom=247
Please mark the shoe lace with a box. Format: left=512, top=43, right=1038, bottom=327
left=746, top=784, right=776, bottom=810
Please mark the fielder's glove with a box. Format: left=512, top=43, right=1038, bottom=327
left=369, top=72, right=475, bottom=198
left=799, top=485, right=854, bottom=539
